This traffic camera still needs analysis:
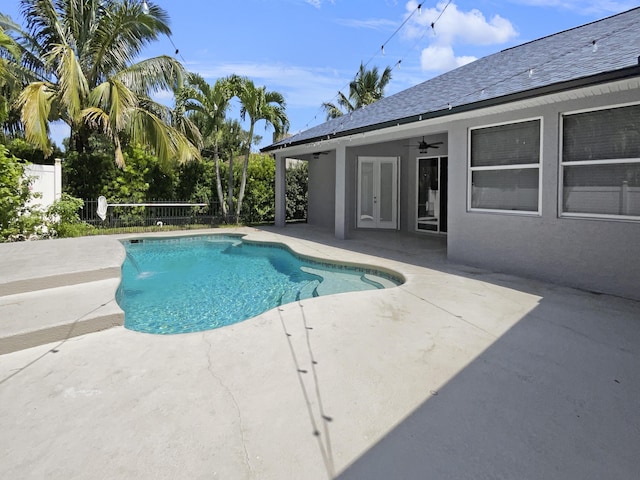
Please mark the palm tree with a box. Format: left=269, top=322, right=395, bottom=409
left=179, top=74, right=235, bottom=216
left=323, top=63, right=392, bottom=120
left=3, top=0, right=198, bottom=167
left=233, top=76, right=288, bottom=220
left=0, top=26, right=21, bottom=123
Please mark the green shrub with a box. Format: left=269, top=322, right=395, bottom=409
left=46, top=193, right=93, bottom=237
left=0, top=146, right=44, bottom=241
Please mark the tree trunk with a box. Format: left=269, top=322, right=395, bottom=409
left=235, top=122, right=254, bottom=221
left=227, top=150, right=234, bottom=223
left=213, top=143, right=227, bottom=217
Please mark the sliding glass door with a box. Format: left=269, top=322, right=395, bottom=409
left=417, top=156, right=447, bottom=233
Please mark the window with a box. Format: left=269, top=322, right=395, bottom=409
left=469, top=119, right=541, bottom=213
left=561, top=104, right=640, bottom=219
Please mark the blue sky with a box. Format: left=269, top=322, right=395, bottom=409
left=3, top=0, right=638, bottom=150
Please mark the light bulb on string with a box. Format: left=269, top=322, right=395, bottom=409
left=141, top=0, right=149, bottom=14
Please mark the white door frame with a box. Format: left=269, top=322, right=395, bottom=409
left=357, top=156, right=400, bottom=229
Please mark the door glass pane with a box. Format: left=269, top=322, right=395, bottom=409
left=418, top=159, right=438, bottom=231
left=379, top=162, right=393, bottom=222
left=360, top=162, right=374, bottom=221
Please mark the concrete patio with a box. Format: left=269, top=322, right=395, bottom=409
left=1, top=225, right=639, bottom=479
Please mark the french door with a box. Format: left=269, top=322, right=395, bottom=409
left=357, top=156, right=399, bottom=229
left=416, top=156, right=448, bottom=233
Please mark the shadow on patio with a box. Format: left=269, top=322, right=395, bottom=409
left=260, top=224, right=640, bottom=479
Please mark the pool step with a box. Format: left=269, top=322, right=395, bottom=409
left=0, top=236, right=125, bottom=297
left=0, top=278, right=124, bottom=355
left=278, top=279, right=320, bottom=305
left=0, top=237, right=126, bottom=355
left=300, top=266, right=398, bottom=296
left=362, top=273, right=399, bottom=289
left=296, top=280, right=320, bottom=301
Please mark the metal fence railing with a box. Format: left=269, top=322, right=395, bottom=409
left=79, top=198, right=277, bottom=231
left=80, top=199, right=224, bottom=229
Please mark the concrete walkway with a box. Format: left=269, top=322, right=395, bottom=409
left=1, top=226, right=639, bottom=479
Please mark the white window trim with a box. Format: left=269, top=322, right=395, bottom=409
left=467, top=117, right=543, bottom=215
left=559, top=103, right=640, bottom=222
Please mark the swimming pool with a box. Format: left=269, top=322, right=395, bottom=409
left=118, top=234, right=403, bottom=334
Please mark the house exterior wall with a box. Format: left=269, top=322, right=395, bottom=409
left=446, top=89, right=640, bottom=300
left=307, top=156, right=336, bottom=228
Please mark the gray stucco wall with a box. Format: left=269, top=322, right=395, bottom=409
left=307, top=156, right=336, bottom=229
left=446, top=91, right=640, bottom=301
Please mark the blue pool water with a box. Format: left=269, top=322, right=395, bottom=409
left=118, top=235, right=402, bottom=334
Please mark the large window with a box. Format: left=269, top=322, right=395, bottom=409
left=469, top=119, right=541, bottom=213
left=561, top=104, right=640, bottom=220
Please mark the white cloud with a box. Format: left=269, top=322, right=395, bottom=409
left=404, top=1, right=518, bottom=46
left=402, top=2, right=517, bottom=74
left=334, top=18, right=399, bottom=30
left=420, top=45, right=476, bottom=71
left=191, top=62, right=346, bottom=109
left=152, top=89, right=175, bottom=101
left=305, top=0, right=335, bottom=8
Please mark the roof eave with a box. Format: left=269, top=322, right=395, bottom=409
left=262, top=64, right=640, bottom=153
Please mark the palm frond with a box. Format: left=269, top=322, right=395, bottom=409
left=88, top=0, right=171, bottom=83
left=89, top=78, right=137, bottom=132
left=47, top=43, right=88, bottom=122
left=322, top=101, right=343, bottom=120
left=114, top=55, right=185, bottom=97
left=126, top=106, right=200, bottom=169
left=81, top=105, right=111, bottom=135
left=0, top=14, right=50, bottom=82
left=0, top=27, right=22, bottom=62
left=16, top=80, right=55, bottom=155
left=21, top=0, right=67, bottom=52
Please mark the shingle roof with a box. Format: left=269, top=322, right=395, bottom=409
left=264, top=7, right=640, bottom=151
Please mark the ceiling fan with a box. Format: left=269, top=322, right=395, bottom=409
left=312, top=151, right=330, bottom=159
left=404, top=136, right=443, bottom=152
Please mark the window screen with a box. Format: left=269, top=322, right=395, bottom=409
left=562, top=105, right=640, bottom=219
left=469, top=119, right=541, bottom=212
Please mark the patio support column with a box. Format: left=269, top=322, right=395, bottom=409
left=334, top=145, right=347, bottom=239
left=274, top=154, right=286, bottom=227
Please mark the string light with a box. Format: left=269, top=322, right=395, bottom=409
left=141, top=0, right=149, bottom=14
left=437, top=21, right=634, bottom=116
left=290, top=17, right=625, bottom=144
left=299, top=2, right=439, bottom=131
